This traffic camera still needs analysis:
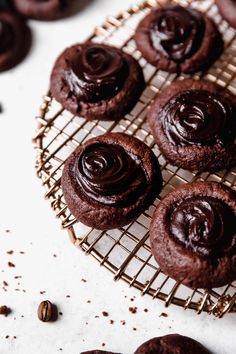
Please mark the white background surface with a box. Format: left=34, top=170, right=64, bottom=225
left=1, top=0, right=236, bottom=353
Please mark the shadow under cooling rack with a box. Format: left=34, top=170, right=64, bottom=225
left=33, top=0, right=236, bottom=317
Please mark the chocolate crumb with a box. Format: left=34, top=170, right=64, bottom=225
left=5, top=335, right=9, bottom=339
left=102, top=343, right=105, bottom=347
left=14, top=276, right=22, bottom=279
left=59, top=312, right=63, bottom=316
left=66, top=295, right=70, bottom=298
left=87, top=300, right=91, bottom=303
left=129, top=306, right=137, bottom=314
left=19, top=251, right=25, bottom=254
left=3, top=281, right=8, bottom=287
left=144, top=308, right=148, bottom=312
left=102, top=311, right=109, bottom=317
left=95, top=315, right=99, bottom=318
left=133, top=327, right=137, bottom=331
left=0, top=306, right=11, bottom=316
left=159, top=312, right=168, bottom=317
left=110, top=320, right=114, bottom=324
left=8, top=262, right=15, bottom=268
left=81, top=278, right=87, bottom=283
left=7, top=250, right=13, bottom=255
left=40, top=291, right=46, bottom=295
left=120, top=320, right=126, bottom=325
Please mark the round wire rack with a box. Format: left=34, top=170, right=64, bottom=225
left=33, top=0, right=236, bottom=317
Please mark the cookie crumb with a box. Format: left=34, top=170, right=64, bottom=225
left=159, top=312, right=168, bottom=317
left=129, top=306, right=137, bottom=314
left=0, top=306, right=11, bottom=316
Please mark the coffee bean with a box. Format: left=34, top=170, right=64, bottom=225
left=37, top=300, right=55, bottom=322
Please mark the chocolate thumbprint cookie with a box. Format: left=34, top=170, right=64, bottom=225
left=150, top=181, right=236, bottom=289
left=135, top=5, right=223, bottom=73
left=62, top=133, right=162, bottom=230
left=50, top=42, right=145, bottom=120
left=0, top=11, right=31, bottom=71
left=148, top=79, right=236, bottom=172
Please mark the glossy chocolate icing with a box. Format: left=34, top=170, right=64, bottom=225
left=65, top=43, right=129, bottom=103
left=0, top=19, right=14, bottom=53
left=160, top=90, right=234, bottom=146
left=150, top=5, right=205, bottom=62
left=170, top=196, right=236, bottom=257
left=75, top=142, right=148, bottom=206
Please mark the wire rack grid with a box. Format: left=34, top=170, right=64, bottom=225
left=33, top=0, right=236, bottom=317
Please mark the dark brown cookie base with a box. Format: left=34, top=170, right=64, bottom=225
left=50, top=43, right=145, bottom=121
left=216, top=0, right=236, bottom=29
left=62, top=133, right=162, bottom=230
left=13, top=0, right=70, bottom=21
left=148, top=79, right=236, bottom=172
left=150, top=181, right=236, bottom=289
left=135, top=6, right=223, bottom=74
left=0, top=11, right=31, bottom=72
left=135, top=334, right=212, bottom=354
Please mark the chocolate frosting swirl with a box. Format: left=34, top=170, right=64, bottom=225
left=75, top=142, right=148, bottom=207
left=160, top=90, right=234, bottom=146
left=150, top=6, right=205, bottom=62
left=65, top=43, right=129, bottom=103
left=0, top=19, right=14, bottom=54
left=170, top=196, right=236, bottom=257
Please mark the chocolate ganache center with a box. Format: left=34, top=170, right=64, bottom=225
left=170, top=196, right=236, bottom=257
left=150, top=6, right=205, bottom=62
left=65, top=43, right=129, bottom=103
left=160, top=90, right=234, bottom=146
left=0, top=19, right=14, bottom=54
left=75, top=142, right=148, bottom=207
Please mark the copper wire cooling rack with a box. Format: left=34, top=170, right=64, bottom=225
left=33, top=0, right=236, bottom=317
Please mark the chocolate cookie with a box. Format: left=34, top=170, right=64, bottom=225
left=12, top=0, right=70, bottom=21
left=50, top=42, right=145, bottom=120
left=0, top=11, right=31, bottom=72
left=135, top=5, right=223, bottom=73
left=150, top=181, right=236, bottom=289
left=62, top=133, right=162, bottom=230
left=148, top=79, right=236, bottom=172
left=216, top=0, right=236, bottom=29
left=135, top=334, right=212, bottom=354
